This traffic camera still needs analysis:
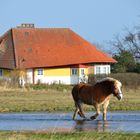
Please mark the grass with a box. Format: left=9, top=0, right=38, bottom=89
left=109, top=88, right=140, bottom=111
left=0, top=86, right=139, bottom=139
left=0, top=86, right=139, bottom=112
left=0, top=131, right=139, bottom=140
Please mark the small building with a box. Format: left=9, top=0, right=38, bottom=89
left=0, top=24, right=116, bottom=85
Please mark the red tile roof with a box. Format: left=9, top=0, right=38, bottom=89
left=0, top=30, right=16, bottom=69
left=0, top=27, right=116, bottom=69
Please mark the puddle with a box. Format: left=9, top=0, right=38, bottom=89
left=0, top=112, right=139, bottom=133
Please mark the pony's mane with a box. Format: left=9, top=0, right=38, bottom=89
left=96, top=77, right=118, bottom=84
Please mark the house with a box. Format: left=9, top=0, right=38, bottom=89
left=0, top=24, right=116, bottom=85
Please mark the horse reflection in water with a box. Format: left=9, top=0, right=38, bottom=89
left=74, top=120, right=110, bottom=132
left=72, top=77, right=123, bottom=121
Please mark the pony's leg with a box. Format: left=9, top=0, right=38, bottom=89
left=103, top=100, right=109, bottom=121
left=90, top=104, right=100, bottom=120
left=77, top=103, right=86, bottom=119
left=73, top=102, right=85, bottom=120
left=73, top=106, right=79, bottom=120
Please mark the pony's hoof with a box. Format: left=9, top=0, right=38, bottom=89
left=84, top=118, right=91, bottom=121
left=83, top=117, right=88, bottom=121
left=90, top=116, right=96, bottom=120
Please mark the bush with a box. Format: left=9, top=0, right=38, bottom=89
left=88, top=73, right=140, bottom=90
left=29, top=83, right=73, bottom=91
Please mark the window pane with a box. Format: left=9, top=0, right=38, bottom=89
left=71, top=68, right=78, bottom=75
left=0, top=69, right=2, bottom=76
left=81, top=69, right=84, bottom=75
left=72, top=69, right=74, bottom=75
left=37, top=69, right=43, bottom=75
left=96, top=67, right=100, bottom=74
left=107, top=67, right=110, bottom=74
left=103, top=67, right=106, bottom=74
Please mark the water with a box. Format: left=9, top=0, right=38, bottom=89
left=0, top=112, right=139, bottom=133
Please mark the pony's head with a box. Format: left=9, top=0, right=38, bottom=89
left=97, top=77, right=123, bottom=100
left=110, top=78, right=123, bottom=100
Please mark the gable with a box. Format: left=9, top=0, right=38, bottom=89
left=0, top=30, right=16, bottom=69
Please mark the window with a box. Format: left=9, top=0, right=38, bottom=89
left=96, top=66, right=101, bottom=74
left=95, top=65, right=110, bottom=74
left=103, top=67, right=106, bottom=74
left=81, top=69, right=85, bottom=75
left=0, top=69, right=2, bottom=76
left=107, top=67, right=110, bottom=74
left=71, top=68, right=78, bottom=75
left=37, top=69, right=43, bottom=75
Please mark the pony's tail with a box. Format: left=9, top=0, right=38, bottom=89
left=71, top=84, right=85, bottom=102
left=71, top=85, right=79, bottom=102
left=72, top=84, right=86, bottom=119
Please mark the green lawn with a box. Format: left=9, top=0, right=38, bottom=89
left=0, top=131, right=139, bottom=140
left=0, top=86, right=139, bottom=112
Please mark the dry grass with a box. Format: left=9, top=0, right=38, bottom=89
left=0, top=86, right=139, bottom=112
left=0, top=87, right=73, bottom=112
left=0, top=131, right=139, bottom=140
left=109, top=88, right=140, bottom=111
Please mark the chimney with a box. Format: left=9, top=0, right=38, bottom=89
left=17, top=23, right=35, bottom=29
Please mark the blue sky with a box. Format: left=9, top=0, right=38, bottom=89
left=0, top=0, right=140, bottom=45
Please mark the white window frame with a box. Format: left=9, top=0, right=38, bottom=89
left=37, top=69, right=44, bottom=75
left=81, top=69, right=85, bottom=75
left=0, top=69, right=3, bottom=76
left=71, top=68, right=78, bottom=75
left=95, top=66, right=101, bottom=74
left=102, top=67, right=106, bottom=74
left=95, top=65, right=110, bottom=75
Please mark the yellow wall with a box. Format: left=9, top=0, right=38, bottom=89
left=45, top=68, right=70, bottom=76
left=34, top=67, right=89, bottom=77
left=34, top=67, right=71, bottom=76
left=85, top=68, right=88, bottom=75
left=88, top=66, right=94, bottom=74
left=3, top=69, right=11, bottom=76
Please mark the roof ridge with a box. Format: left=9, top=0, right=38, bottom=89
left=13, top=27, right=71, bottom=30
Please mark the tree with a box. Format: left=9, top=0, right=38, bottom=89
left=124, top=30, right=140, bottom=62
left=111, top=26, right=140, bottom=63
left=112, top=50, right=136, bottom=73
left=92, top=42, right=111, bottom=54
left=110, top=24, right=140, bottom=73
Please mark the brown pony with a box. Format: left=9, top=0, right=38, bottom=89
left=72, top=77, right=123, bottom=121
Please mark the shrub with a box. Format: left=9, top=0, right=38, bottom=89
left=29, top=83, right=72, bottom=91
left=88, top=73, right=140, bottom=90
